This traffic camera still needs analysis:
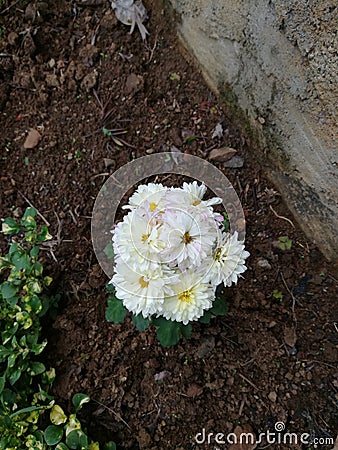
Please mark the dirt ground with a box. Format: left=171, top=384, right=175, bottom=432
left=0, top=1, right=337, bottom=449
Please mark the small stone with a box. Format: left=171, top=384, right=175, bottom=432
left=7, top=32, right=18, bottom=46
left=209, top=146, right=237, bottom=162
left=24, top=129, right=41, bottom=149
left=196, top=336, right=215, bottom=358
left=229, top=424, right=257, bottom=450
left=103, top=158, right=116, bottom=168
left=268, top=391, right=277, bottom=402
left=187, top=384, right=203, bottom=398
left=45, top=73, right=59, bottom=88
left=256, top=258, right=272, bottom=269
left=48, top=58, right=56, bottom=69
left=137, top=429, right=151, bottom=449
left=223, top=155, right=244, bottom=168
left=226, top=376, right=235, bottom=386
left=125, top=73, right=144, bottom=95
left=306, top=371, right=313, bottom=381
left=81, top=70, right=98, bottom=91
left=258, top=116, right=265, bottom=124
left=284, top=326, right=297, bottom=347
left=25, top=3, right=37, bottom=20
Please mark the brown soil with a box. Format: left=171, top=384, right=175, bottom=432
left=0, top=1, right=337, bottom=449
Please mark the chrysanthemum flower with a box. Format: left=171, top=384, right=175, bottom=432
left=123, top=183, right=168, bottom=214
left=203, top=231, right=250, bottom=286
left=160, top=209, right=217, bottom=268
left=161, top=271, right=215, bottom=325
left=110, top=181, right=249, bottom=325
left=113, top=210, right=165, bottom=269
left=111, top=260, right=167, bottom=317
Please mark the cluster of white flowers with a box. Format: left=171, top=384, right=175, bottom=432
left=110, top=182, right=249, bottom=325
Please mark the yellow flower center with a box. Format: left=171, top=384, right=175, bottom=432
left=179, top=290, right=192, bottom=303
left=192, top=199, right=201, bottom=206
left=149, top=202, right=157, bottom=212
left=139, top=276, right=149, bottom=289
left=183, top=231, right=193, bottom=244
left=214, top=248, right=223, bottom=261
left=141, top=233, right=149, bottom=243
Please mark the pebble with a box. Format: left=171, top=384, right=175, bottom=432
left=268, top=391, right=277, bottom=402
left=24, top=129, right=41, bottom=149
left=196, top=336, right=215, bottom=358
left=81, top=70, right=98, bottom=91
left=256, top=258, right=272, bottom=269
left=7, top=31, right=18, bottom=46
left=223, top=155, right=244, bottom=168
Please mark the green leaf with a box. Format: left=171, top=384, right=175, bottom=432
left=179, top=323, right=192, bottom=339
left=2, top=388, right=16, bottom=404
left=132, top=314, right=150, bottom=332
left=12, top=251, right=31, bottom=271
left=56, top=444, right=70, bottom=450
left=9, top=369, right=21, bottom=385
left=2, top=218, right=20, bottom=234
left=198, top=310, right=212, bottom=324
left=44, top=425, right=64, bottom=446
left=10, top=404, right=47, bottom=418
left=210, top=293, right=228, bottom=316
left=103, top=443, right=117, bottom=450
left=1, top=282, right=19, bottom=299
left=72, top=393, right=90, bottom=413
left=103, top=242, right=115, bottom=260
left=30, top=246, right=40, bottom=259
left=30, top=361, right=46, bottom=376
left=0, top=376, right=5, bottom=394
left=105, top=283, right=115, bottom=293
left=9, top=241, right=19, bottom=255
left=66, top=430, right=88, bottom=449
left=23, top=207, right=37, bottom=220
left=36, top=225, right=52, bottom=242
left=88, top=443, right=100, bottom=450
left=50, top=405, right=67, bottom=425
left=106, top=295, right=127, bottom=323
left=153, top=318, right=180, bottom=347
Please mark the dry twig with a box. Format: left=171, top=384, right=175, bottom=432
left=269, top=204, right=295, bottom=228
left=18, top=190, right=50, bottom=226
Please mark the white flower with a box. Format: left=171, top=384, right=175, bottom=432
left=182, top=181, right=222, bottom=207
left=111, top=260, right=166, bottom=318
left=123, top=183, right=168, bottom=214
left=160, top=209, right=217, bottom=268
left=161, top=271, right=215, bottom=325
left=204, top=231, right=250, bottom=286
left=110, top=181, right=249, bottom=324
left=113, top=210, right=165, bottom=269
left=167, top=181, right=222, bottom=209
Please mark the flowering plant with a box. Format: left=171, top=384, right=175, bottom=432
left=105, top=182, right=249, bottom=346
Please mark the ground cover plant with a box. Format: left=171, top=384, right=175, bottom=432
left=0, top=208, right=115, bottom=449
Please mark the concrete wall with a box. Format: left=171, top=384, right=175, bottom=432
left=168, top=0, right=338, bottom=260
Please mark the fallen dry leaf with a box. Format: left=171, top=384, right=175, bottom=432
left=284, top=326, right=297, bottom=347
left=209, top=146, right=237, bottom=162
left=229, top=424, right=257, bottom=450
left=23, top=129, right=41, bottom=149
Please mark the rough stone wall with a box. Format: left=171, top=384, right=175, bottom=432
left=169, top=0, right=338, bottom=260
